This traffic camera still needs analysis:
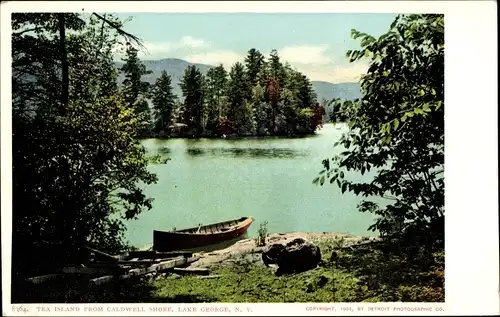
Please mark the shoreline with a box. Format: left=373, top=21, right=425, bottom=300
left=186, top=232, right=379, bottom=269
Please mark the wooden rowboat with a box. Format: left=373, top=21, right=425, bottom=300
left=153, top=217, right=254, bottom=252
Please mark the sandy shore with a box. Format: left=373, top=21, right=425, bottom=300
left=187, top=232, right=376, bottom=269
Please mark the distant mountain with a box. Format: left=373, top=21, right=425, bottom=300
left=115, top=58, right=213, bottom=97
left=115, top=58, right=362, bottom=118
left=312, top=81, right=362, bottom=121
left=312, top=81, right=362, bottom=103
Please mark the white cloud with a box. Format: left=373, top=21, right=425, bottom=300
left=114, top=36, right=209, bottom=60
left=183, top=45, right=366, bottom=82
left=142, top=42, right=173, bottom=56
left=177, top=36, right=208, bottom=49
left=141, top=36, right=209, bottom=56
left=183, top=50, right=245, bottom=69
left=183, top=46, right=367, bottom=83
left=114, top=38, right=367, bottom=83
left=296, top=61, right=369, bottom=83
left=275, top=45, right=368, bottom=83
left=278, top=45, right=333, bottom=65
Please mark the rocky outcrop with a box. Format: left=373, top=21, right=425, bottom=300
left=262, top=243, right=285, bottom=267
left=262, top=238, right=321, bottom=274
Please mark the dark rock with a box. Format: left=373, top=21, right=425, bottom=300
left=277, top=238, right=321, bottom=274
left=262, top=238, right=321, bottom=274
left=262, top=243, right=285, bottom=267
left=330, top=251, right=338, bottom=262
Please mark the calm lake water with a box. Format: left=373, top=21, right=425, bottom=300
left=126, top=123, right=380, bottom=247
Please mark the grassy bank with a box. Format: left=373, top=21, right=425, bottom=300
left=151, top=237, right=444, bottom=303
left=17, top=235, right=444, bottom=303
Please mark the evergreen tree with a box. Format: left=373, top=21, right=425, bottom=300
left=11, top=13, right=159, bottom=291
left=179, top=65, right=205, bottom=136
left=257, top=60, right=270, bottom=89
left=120, top=43, right=152, bottom=136
left=151, top=70, right=177, bottom=134
left=228, top=62, right=251, bottom=133
left=266, top=76, right=281, bottom=134
left=250, top=84, right=270, bottom=135
left=213, top=64, right=228, bottom=118
left=268, top=49, right=286, bottom=88
left=244, top=48, right=265, bottom=87
left=293, top=71, right=317, bottom=109
left=204, top=65, right=228, bottom=133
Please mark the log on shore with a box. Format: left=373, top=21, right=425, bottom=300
left=62, top=266, right=128, bottom=275
left=179, top=255, right=201, bottom=267
left=129, top=256, right=187, bottom=276
left=86, top=259, right=164, bottom=267
left=26, top=274, right=61, bottom=284
left=81, top=255, right=202, bottom=287
left=173, top=267, right=209, bottom=276
left=89, top=274, right=130, bottom=286
left=340, top=240, right=383, bottom=250
left=126, top=250, right=193, bottom=259
left=84, top=246, right=119, bottom=262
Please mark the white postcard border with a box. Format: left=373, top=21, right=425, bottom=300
left=1, top=1, right=498, bottom=316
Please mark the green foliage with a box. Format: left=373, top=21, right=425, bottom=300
left=244, top=48, right=265, bottom=87
left=228, top=62, right=251, bottom=134
left=149, top=239, right=443, bottom=303
left=120, top=43, right=153, bottom=137
left=315, top=14, right=444, bottom=244
left=16, top=238, right=443, bottom=303
left=167, top=48, right=321, bottom=137
left=268, top=49, right=286, bottom=88
left=179, top=65, right=205, bottom=136
left=255, top=221, right=269, bottom=246
left=204, top=65, right=228, bottom=133
left=326, top=98, right=347, bottom=123
left=150, top=70, right=177, bottom=134
left=11, top=13, right=160, bottom=284
left=152, top=264, right=360, bottom=303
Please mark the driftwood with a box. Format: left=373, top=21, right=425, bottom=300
left=173, top=267, right=209, bottom=276
left=89, top=257, right=190, bottom=285
left=117, top=259, right=164, bottom=265
left=62, top=266, right=127, bottom=275
left=26, top=246, right=202, bottom=287
left=129, top=256, right=186, bottom=276
left=85, top=246, right=119, bottom=262
left=89, top=274, right=130, bottom=286
left=26, top=274, right=61, bottom=284
left=340, top=240, right=383, bottom=250
left=186, top=254, right=201, bottom=263
left=126, top=250, right=193, bottom=259
left=86, top=259, right=168, bottom=267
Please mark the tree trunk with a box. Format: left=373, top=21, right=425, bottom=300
left=58, top=13, right=69, bottom=108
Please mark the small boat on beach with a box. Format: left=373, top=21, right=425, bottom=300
left=153, top=217, right=254, bottom=252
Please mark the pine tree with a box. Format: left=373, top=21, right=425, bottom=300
left=151, top=70, right=177, bottom=135
left=250, top=84, right=269, bottom=135
left=179, top=65, right=205, bottom=136
left=212, top=64, right=229, bottom=118
left=11, top=13, right=159, bottom=289
left=244, top=48, right=265, bottom=87
left=228, top=62, right=251, bottom=134
left=204, top=65, right=228, bottom=134
left=268, top=49, right=286, bottom=88
left=120, top=43, right=152, bottom=136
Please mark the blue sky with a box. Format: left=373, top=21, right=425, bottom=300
left=114, top=13, right=398, bottom=83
